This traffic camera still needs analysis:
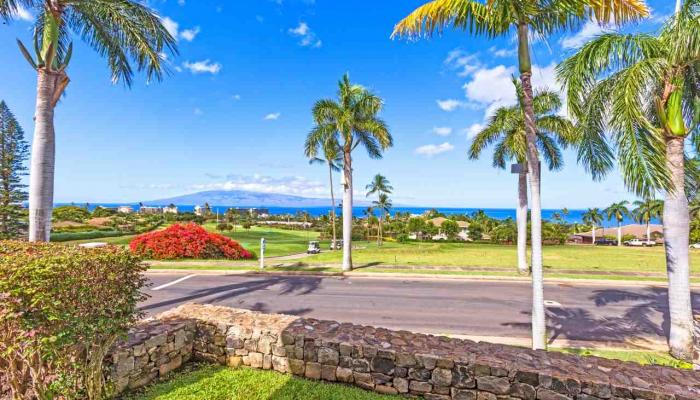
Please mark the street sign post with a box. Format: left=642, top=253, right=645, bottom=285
left=260, top=238, right=266, bottom=270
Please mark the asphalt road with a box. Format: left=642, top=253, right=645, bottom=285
left=140, top=273, right=700, bottom=349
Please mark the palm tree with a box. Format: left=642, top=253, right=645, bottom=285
left=582, top=208, right=604, bottom=244
left=392, top=0, right=648, bottom=350
left=371, top=193, right=393, bottom=246
left=605, top=201, right=630, bottom=246
left=307, top=137, right=343, bottom=249
left=633, top=199, right=664, bottom=241
left=2, top=1, right=176, bottom=242
left=469, top=78, right=575, bottom=275
left=366, top=174, right=393, bottom=246
left=558, top=1, right=699, bottom=359
left=305, top=74, right=392, bottom=271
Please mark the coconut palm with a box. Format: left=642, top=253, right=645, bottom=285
left=371, top=193, right=393, bottom=246
left=469, top=78, right=575, bottom=275
left=392, top=0, right=648, bottom=350
left=1, top=1, right=176, bottom=242
left=558, top=0, right=699, bottom=358
left=366, top=174, right=393, bottom=245
left=582, top=208, right=604, bottom=244
left=604, top=201, right=630, bottom=246
left=633, top=199, right=664, bottom=241
left=305, top=74, right=392, bottom=271
left=307, top=137, right=343, bottom=250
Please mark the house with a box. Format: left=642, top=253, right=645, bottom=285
left=163, top=205, right=178, bottom=214
left=117, top=206, right=134, bottom=214
left=425, top=217, right=470, bottom=241
left=194, top=205, right=204, bottom=216
left=568, top=224, right=664, bottom=244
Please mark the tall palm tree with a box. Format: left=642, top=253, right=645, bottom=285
left=469, top=79, right=575, bottom=275
left=633, top=199, right=664, bottom=241
left=305, top=74, right=392, bottom=271
left=371, top=193, right=393, bottom=246
left=605, top=201, right=630, bottom=246
left=307, top=137, right=343, bottom=249
left=392, top=0, right=648, bottom=350
left=558, top=0, right=699, bottom=359
left=582, top=208, right=604, bottom=244
left=2, top=0, right=176, bottom=242
left=366, top=174, right=393, bottom=246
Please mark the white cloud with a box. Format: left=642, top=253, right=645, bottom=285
left=489, top=46, right=515, bottom=58
left=192, top=174, right=327, bottom=197
left=180, top=26, right=200, bottom=42
left=232, top=94, right=242, bottom=101
left=436, top=99, right=463, bottom=112
left=182, top=60, right=221, bottom=74
left=161, top=16, right=200, bottom=42
left=264, top=112, right=281, bottom=120
left=432, top=127, right=452, bottom=136
left=415, top=142, right=455, bottom=157
left=444, top=49, right=481, bottom=77
left=13, top=5, right=33, bottom=21
left=288, top=22, right=322, bottom=48
left=464, top=123, right=484, bottom=139
left=177, top=0, right=186, bottom=5
left=560, top=21, right=609, bottom=49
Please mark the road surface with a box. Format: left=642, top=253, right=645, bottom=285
left=141, top=273, right=700, bottom=349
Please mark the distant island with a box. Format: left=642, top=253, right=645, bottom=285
left=145, top=189, right=371, bottom=208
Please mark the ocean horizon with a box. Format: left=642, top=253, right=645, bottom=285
left=58, top=203, right=657, bottom=226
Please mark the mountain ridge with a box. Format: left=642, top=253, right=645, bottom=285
left=145, top=189, right=372, bottom=207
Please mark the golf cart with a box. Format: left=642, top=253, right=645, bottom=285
left=330, top=239, right=343, bottom=251
left=307, top=241, right=321, bottom=254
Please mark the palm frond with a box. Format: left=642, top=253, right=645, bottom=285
left=392, top=0, right=496, bottom=39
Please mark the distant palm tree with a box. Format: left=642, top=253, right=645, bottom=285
left=366, top=174, right=393, bottom=246
left=469, top=78, right=575, bottom=275
left=307, top=137, right=343, bottom=249
left=633, top=199, right=664, bottom=241
left=2, top=0, right=176, bottom=242
left=372, top=193, right=393, bottom=246
left=582, top=208, right=604, bottom=244
left=605, top=201, right=630, bottom=246
left=393, top=0, right=648, bottom=351
left=305, top=74, right=392, bottom=271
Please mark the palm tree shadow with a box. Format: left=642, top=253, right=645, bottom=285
left=503, top=287, right=700, bottom=346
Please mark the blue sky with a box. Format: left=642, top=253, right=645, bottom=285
left=0, top=0, right=676, bottom=208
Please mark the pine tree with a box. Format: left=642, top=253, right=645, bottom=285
left=0, top=101, right=29, bottom=239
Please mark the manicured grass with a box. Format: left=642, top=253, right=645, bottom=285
left=124, top=364, right=400, bottom=400
left=51, top=230, right=130, bottom=242
left=202, top=224, right=323, bottom=258
left=556, top=348, right=693, bottom=369
left=64, top=233, right=138, bottom=246
left=304, top=241, right=700, bottom=275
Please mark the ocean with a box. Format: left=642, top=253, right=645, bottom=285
left=62, top=203, right=655, bottom=226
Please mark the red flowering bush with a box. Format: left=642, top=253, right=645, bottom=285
left=130, top=223, right=253, bottom=260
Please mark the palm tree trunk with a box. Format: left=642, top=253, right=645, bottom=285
left=329, top=163, right=337, bottom=249
left=342, top=150, right=353, bottom=271
left=676, top=0, right=682, bottom=13
left=617, top=221, right=622, bottom=246
left=378, top=215, right=382, bottom=246
left=517, top=170, right=529, bottom=275
left=647, top=221, right=651, bottom=241
left=664, top=136, right=694, bottom=360
left=592, top=225, right=596, bottom=245
left=29, top=71, right=59, bottom=242
left=518, top=22, right=546, bottom=350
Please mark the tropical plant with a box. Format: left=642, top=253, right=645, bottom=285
left=393, top=0, right=648, bottom=350
left=130, top=223, right=252, bottom=260
left=441, top=219, right=459, bottom=240
left=632, top=199, right=664, bottom=241
left=1, top=0, right=177, bottom=242
left=0, top=101, right=29, bottom=239
left=366, top=174, right=393, bottom=245
left=582, top=208, right=604, bottom=244
left=605, top=201, right=630, bottom=246
left=305, top=74, right=392, bottom=271
left=558, top=0, right=699, bottom=358
left=372, top=193, right=393, bottom=245
left=469, top=78, right=575, bottom=275
left=307, top=137, right=343, bottom=249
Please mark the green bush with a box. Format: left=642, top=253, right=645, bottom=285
left=50, top=230, right=125, bottom=242
left=91, top=206, right=117, bottom=218
left=0, top=241, right=146, bottom=399
left=53, top=205, right=91, bottom=223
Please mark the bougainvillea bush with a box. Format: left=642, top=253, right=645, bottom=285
left=129, top=223, right=253, bottom=260
left=0, top=241, right=146, bottom=399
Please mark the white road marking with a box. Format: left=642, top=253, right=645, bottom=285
left=544, top=300, right=562, bottom=307
left=151, top=274, right=197, bottom=291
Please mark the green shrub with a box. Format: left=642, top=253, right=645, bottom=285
left=91, top=206, right=117, bottom=218
left=53, top=205, right=91, bottom=223
left=50, top=230, right=125, bottom=242
left=0, top=241, right=147, bottom=399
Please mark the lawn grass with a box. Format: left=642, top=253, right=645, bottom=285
left=303, top=241, right=700, bottom=275
left=555, top=348, right=693, bottom=369
left=201, top=224, right=323, bottom=258
left=123, top=364, right=399, bottom=400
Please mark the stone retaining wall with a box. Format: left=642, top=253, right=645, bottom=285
left=111, top=304, right=700, bottom=399
left=107, top=318, right=195, bottom=394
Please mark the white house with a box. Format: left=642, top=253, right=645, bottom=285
left=163, top=205, right=178, bottom=214
left=194, top=205, right=204, bottom=216
left=117, top=205, right=134, bottom=214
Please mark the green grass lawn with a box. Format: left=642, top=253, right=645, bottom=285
left=556, top=348, right=692, bottom=369
left=202, top=224, right=323, bottom=258
left=123, top=365, right=399, bottom=400
left=303, top=241, right=700, bottom=275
